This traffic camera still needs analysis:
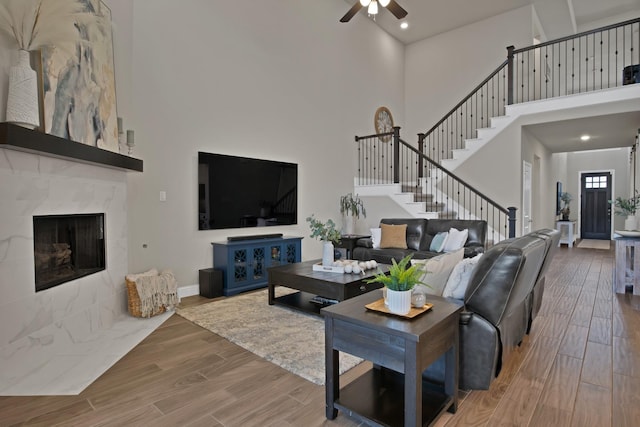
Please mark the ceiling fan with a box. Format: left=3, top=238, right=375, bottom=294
left=340, top=0, right=408, bottom=23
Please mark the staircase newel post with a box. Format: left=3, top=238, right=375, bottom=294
left=417, top=133, right=425, bottom=179
left=507, top=206, right=517, bottom=238
left=507, top=45, right=514, bottom=105
left=393, top=126, right=400, bottom=184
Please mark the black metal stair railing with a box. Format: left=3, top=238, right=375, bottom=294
left=509, top=17, right=640, bottom=104
left=355, top=127, right=516, bottom=244
left=423, top=17, right=640, bottom=164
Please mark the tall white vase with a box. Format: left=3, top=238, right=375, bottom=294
left=322, top=241, right=334, bottom=266
left=6, top=50, right=40, bottom=129
left=343, top=214, right=356, bottom=235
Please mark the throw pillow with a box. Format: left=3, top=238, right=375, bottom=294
left=370, top=227, right=382, bottom=249
left=442, top=253, right=483, bottom=300
left=429, top=231, right=449, bottom=253
left=411, top=248, right=463, bottom=296
left=444, top=228, right=469, bottom=252
left=379, top=223, right=407, bottom=249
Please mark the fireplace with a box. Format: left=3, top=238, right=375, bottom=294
left=33, top=213, right=106, bottom=292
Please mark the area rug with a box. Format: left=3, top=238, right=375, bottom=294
left=577, top=239, right=611, bottom=250
left=176, top=289, right=362, bottom=385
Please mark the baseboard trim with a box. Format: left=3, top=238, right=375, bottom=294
left=178, top=284, right=199, bottom=298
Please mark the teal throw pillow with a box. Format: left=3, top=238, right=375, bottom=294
left=429, top=231, right=449, bottom=253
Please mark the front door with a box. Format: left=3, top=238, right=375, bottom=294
left=581, top=172, right=612, bottom=239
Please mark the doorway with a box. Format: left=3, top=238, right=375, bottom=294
left=580, top=172, right=612, bottom=239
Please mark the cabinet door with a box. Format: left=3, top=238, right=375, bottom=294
left=231, top=248, right=248, bottom=285
left=285, top=241, right=300, bottom=263
left=251, top=245, right=267, bottom=282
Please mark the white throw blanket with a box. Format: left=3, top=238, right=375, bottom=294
left=132, top=269, right=179, bottom=318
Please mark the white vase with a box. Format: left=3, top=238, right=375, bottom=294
left=343, top=213, right=356, bottom=236
left=6, top=50, right=39, bottom=129
left=385, top=287, right=412, bottom=315
left=322, top=241, right=334, bottom=266
left=625, top=215, right=637, bottom=231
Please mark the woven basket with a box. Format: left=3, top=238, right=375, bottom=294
left=126, top=278, right=166, bottom=318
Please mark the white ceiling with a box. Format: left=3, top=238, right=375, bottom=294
left=525, top=112, right=640, bottom=152
left=342, top=0, right=640, bottom=44
left=340, top=0, right=640, bottom=154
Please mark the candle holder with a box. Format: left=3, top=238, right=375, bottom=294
left=117, top=117, right=126, bottom=154
left=126, top=130, right=135, bottom=156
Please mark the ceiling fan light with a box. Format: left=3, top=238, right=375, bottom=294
left=379, top=0, right=390, bottom=7
left=368, top=0, right=378, bottom=15
left=359, top=0, right=371, bottom=6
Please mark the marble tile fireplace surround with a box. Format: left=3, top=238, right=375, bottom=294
left=0, top=143, right=169, bottom=396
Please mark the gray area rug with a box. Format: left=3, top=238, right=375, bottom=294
left=176, top=289, right=362, bottom=385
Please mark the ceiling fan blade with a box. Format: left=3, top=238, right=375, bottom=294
left=386, top=0, right=408, bottom=19
left=340, top=3, right=363, bottom=23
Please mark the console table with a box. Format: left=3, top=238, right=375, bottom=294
left=556, top=220, right=577, bottom=247
left=212, top=236, right=302, bottom=296
left=322, top=290, right=463, bottom=427
left=614, top=235, right=640, bottom=295
left=334, top=234, right=369, bottom=259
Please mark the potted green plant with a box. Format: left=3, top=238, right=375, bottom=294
left=559, top=192, right=572, bottom=220
left=306, top=215, right=341, bottom=266
left=339, top=193, right=366, bottom=235
left=365, top=254, right=426, bottom=315
left=610, top=191, right=640, bottom=230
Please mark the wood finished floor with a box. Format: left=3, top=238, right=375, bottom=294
left=2, top=244, right=640, bottom=426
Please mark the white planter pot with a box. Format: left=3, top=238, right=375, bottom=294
left=625, top=215, right=637, bottom=231
left=385, top=288, right=412, bottom=315
left=322, top=241, right=334, bottom=266
left=343, top=214, right=356, bottom=235
left=6, top=50, right=39, bottom=129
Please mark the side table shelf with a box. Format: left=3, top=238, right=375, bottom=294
left=556, top=220, right=577, bottom=247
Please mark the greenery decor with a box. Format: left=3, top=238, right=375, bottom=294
left=339, top=193, right=366, bottom=219
left=610, top=192, right=640, bottom=216
left=0, top=0, right=97, bottom=53
left=560, top=192, right=572, bottom=217
left=306, top=215, right=341, bottom=244
left=365, top=254, right=426, bottom=292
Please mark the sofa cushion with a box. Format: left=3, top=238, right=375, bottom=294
left=380, top=218, right=429, bottom=251
left=429, top=231, right=449, bottom=252
left=370, top=227, right=382, bottom=249
left=411, top=248, right=463, bottom=295
left=444, top=228, right=468, bottom=252
left=379, top=223, right=407, bottom=249
left=442, top=253, right=482, bottom=299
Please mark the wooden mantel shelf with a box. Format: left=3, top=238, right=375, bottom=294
left=0, top=122, right=143, bottom=172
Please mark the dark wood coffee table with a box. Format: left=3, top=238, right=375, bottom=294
left=267, top=259, right=390, bottom=315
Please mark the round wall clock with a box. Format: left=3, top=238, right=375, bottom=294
left=374, top=106, right=394, bottom=142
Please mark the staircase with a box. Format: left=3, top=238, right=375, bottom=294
left=353, top=17, right=640, bottom=243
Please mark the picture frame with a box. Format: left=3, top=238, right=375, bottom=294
left=39, top=0, right=119, bottom=153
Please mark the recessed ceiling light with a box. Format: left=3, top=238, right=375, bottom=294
left=400, top=22, right=409, bottom=29
left=580, top=134, right=591, bottom=141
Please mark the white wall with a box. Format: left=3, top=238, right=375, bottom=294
left=125, top=0, right=405, bottom=285
left=522, top=129, right=555, bottom=230
left=404, top=6, right=536, bottom=141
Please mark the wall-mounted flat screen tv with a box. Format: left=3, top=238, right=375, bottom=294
left=198, top=152, right=298, bottom=230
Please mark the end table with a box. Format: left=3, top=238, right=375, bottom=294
left=335, top=234, right=369, bottom=259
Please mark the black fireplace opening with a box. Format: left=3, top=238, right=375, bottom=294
left=33, top=213, right=106, bottom=292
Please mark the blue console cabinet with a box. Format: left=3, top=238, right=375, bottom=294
left=212, top=236, right=302, bottom=296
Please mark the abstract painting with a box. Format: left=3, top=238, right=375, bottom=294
left=40, top=0, right=118, bottom=153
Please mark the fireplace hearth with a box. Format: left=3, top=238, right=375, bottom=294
left=33, top=213, right=106, bottom=292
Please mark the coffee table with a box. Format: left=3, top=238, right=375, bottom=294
left=267, top=259, right=390, bottom=315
